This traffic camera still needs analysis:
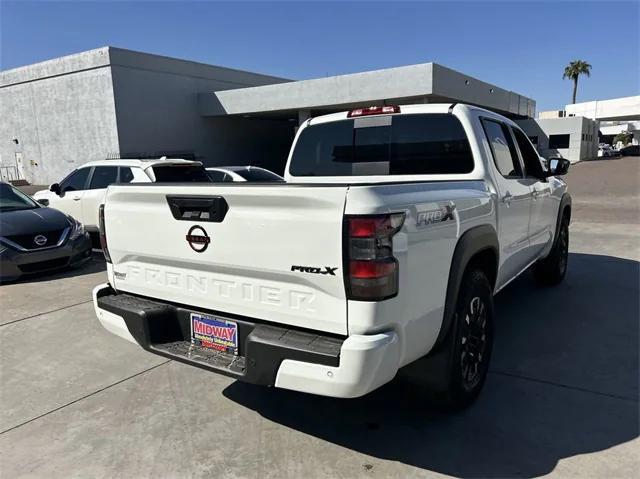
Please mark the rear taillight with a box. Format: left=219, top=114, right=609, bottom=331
left=99, top=204, right=111, bottom=263
left=347, top=105, right=400, bottom=118
left=344, top=213, right=405, bottom=300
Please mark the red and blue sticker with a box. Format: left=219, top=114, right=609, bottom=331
left=190, top=313, right=238, bottom=354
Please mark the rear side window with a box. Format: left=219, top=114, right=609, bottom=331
left=89, top=166, right=118, bottom=190
left=153, top=165, right=211, bottom=182
left=289, top=114, right=474, bottom=176
left=235, top=168, right=284, bottom=182
left=207, top=170, right=232, bottom=182
left=118, top=167, right=135, bottom=183
left=481, top=119, right=522, bottom=178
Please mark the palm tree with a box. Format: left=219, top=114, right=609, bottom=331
left=563, top=60, right=592, bottom=104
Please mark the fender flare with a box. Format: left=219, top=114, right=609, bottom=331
left=435, top=224, right=499, bottom=348
left=553, top=193, right=572, bottom=245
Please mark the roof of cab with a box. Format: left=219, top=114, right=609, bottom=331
left=304, top=103, right=514, bottom=126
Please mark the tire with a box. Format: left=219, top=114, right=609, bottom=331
left=439, top=268, right=495, bottom=410
left=534, top=214, right=569, bottom=286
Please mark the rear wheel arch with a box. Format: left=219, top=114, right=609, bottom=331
left=435, top=225, right=499, bottom=348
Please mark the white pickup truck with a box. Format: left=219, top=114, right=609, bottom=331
left=93, top=104, right=571, bottom=408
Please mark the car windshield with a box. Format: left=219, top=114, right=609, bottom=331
left=234, top=168, right=284, bottom=182
left=0, top=183, right=39, bottom=212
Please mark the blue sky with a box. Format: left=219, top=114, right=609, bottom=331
left=1, top=1, right=638, bottom=111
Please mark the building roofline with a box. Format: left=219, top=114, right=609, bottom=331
left=0, top=46, right=291, bottom=88
left=204, top=62, right=535, bottom=118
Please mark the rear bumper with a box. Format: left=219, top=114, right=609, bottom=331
left=92, top=283, right=400, bottom=398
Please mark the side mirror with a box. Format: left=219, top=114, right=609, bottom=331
left=547, top=157, right=570, bottom=177
left=49, top=183, right=61, bottom=195
left=539, top=156, right=549, bottom=170
left=36, top=199, right=50, bottom=206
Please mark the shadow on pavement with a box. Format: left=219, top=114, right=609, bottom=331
left=581, top=156, right=624, bottom=162
left=224, top=253, right=639, bottom=478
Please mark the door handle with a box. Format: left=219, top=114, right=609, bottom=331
left=532, top=189, right=540, bottom=199
left=501, top=192, right=513, bottom=205
left=72, top=196, right=81, bottom=201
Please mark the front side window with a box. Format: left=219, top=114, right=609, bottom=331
left=89, top=166, right=118, bottom=190
left=60, top=167, right=90, bottom=192
left=481, top=119, right=522, bottom=178
left=513, top=128, right=544, bottom=178
left=289, top=114, right=474, bottom=177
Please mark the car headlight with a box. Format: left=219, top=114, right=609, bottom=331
left=69, top=220, right=85, bottom=240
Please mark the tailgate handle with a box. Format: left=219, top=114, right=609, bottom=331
left=166, top=195, right=229, bottom=222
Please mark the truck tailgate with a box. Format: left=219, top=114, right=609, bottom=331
left=103, top=184, right=349, bottom=335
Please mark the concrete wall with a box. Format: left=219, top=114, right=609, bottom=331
left=538, top=110, right=565, bottom=119
left=0, top=47, right=292, bottom=184
left=431, top=64, right=535, bottom=118
left=517, top=116, right=598, bottom=163
left=0, top=48, right=120, bottom=185
left=109, top=48, right=293, bottom=168
left=565, top=96, right=640, bottom=121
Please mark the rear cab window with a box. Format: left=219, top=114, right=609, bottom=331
left=289, top=113, right=474, bottom=177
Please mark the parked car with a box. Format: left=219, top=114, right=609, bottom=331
left=597, top=146, right=612, bottom=158
left=620, top=144, right=639, bottom=156
left=598, top=145, right=621, bottom=158
left=33, top=158, right=210, bottom=234
left=93, top=104, right=571, bottom=409
left=206, top=166, right=285, bottom=182
left=0, top=182, right=91, bottom=282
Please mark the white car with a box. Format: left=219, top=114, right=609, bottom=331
left=206, top=166, right=284, bottom=182
left=598, top=146, right=613, bottom=158
left=33, top=158, right=209, bottom=233
left=93, top=104, right=571, bottom=409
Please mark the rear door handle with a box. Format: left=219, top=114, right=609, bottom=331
left=72, top=196, right=82, bottom=201
left=502, top=192, right=513, bottom=205
left=532, top=189, right=540, bottom=199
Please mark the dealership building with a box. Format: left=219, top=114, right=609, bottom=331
left=1, top=46, right=600, bottom=185
left=539, top=96, right=640, bottom=153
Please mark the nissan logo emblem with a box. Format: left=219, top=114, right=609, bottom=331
left=34, top=234, right=48, bottom=247
left=186, top=225, right=210, bottom=253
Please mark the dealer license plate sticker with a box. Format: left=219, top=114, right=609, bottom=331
left=190, top=313, right=238, bottom=354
